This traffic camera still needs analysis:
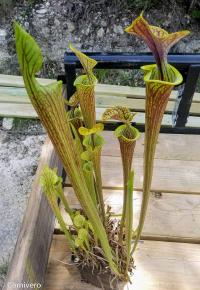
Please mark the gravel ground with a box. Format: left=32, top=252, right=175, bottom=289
left=0, top=121, right=45, bottom=288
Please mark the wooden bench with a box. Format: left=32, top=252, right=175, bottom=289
left=1, top=74, right=200, bottom=128
left=2, top=74, right=200, bottom=290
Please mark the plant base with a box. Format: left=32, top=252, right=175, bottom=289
left=78, top=265, right=125, bottom=290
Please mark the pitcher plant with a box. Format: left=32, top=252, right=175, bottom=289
left=125, top=13, right=189, bottom=252
left=14, top=13, right=189, bottom=288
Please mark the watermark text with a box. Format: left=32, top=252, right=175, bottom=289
left=7, top=282, right=41, bottom=288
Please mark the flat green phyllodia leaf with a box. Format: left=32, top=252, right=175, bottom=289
left=81, top=133, right=105, bottom=163
left=78, top=228, right=88, bottom=241
left=83, top=133, right=104, bottom=148
left=79, top=123, right=104, bottom=136
left=73, top=213, right=86, bottom=228
left=75, top=228, right=89, bottom=249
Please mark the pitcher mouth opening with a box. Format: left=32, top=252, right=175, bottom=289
left=115, top=124, right=140, bottom=142
left=74, top=74, right=98, bottom=87
left=141, top=64, right=183, bottom=86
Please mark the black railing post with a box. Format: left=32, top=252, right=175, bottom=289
left=65, top=63, right=76, bottom=100
left=175, top=65, right=200, bottom=127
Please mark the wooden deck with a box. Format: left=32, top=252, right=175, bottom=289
left=45, top=235, right=200, bottom=290
left=58, top=132, right=200, bottom=242
left=47, top=131, right=200, bottom=289
left=2, top=74, right=200, bottom=290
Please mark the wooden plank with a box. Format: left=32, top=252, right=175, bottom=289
left=1, top=74, right=200, bottom=102
left=0, top=87, right=29, bottom=103
left=0, top=103, right=38, bottom=118
left=1, top=86, right=200, bottom=116
left=96, top=83, right=200, bottom=103
left=96, top=108, right=200, bottom=128
left=3, top=138, right=62, bottom=290
left=44, top=235, right=200, bottom=290
left=1, top=103, right=200, bottom=129
left=0, top=74, right=54, bottom=87
left=65, top=156, right=200, bottom=194
left=102, top=131, right=200, bottom=161
left=100, top=156, right=200, bottom=194
left=44, top=235, right=100, bottom=290
left=55, top=188, right=200, bottom=241
left=96, top=94, right=200, bottom=115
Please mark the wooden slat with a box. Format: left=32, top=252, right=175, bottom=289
left=102, top=131, right=200, bottom=161
left=101, top=156, right=200, bottom=194
left=0, top=87, right=29, bottom=103
left=0, top=74, right=200, bottom=125
left=96, top=83, right=200, bottom=103
left=1, top=86, right=200, bottom=116
left=96, top=94, right=200, bottom=115
left=0, top=74, right=54, bottom=87
left=1, top=103, right=200, bottom=129
left=3, top=139, right=62, bottom=290
left=1, top=74, right=200, bottom=102
left=0, top=103, right=38, bottom=118
left=65, top=156, right=200, bottom=194
left=96, top=108, right=200, bottom=128
left=44, top=235, right=200, bottom=290
left=55, top=188, right=200, bottom=241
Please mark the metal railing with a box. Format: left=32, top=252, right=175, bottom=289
left=63, top=52, right=200, bottom=134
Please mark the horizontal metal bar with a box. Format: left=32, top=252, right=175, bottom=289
left=64, top=52, right=200, bottom=69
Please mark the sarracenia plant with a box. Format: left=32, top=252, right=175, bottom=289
left=125, top=13, right=189, bottom=252
left=15, top=23, right=119, bottom=277
left=14, top=23, right=139, bottom=282
left=102, top=107, right=140, bottom=241
left=14, top=13, right=189, bottom=285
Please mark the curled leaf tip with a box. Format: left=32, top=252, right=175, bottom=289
left=125, top=14, right=190, bottom=81
left=15, top=21, right=43, bottom=76
left=69, top=43, right=97, bottom=83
